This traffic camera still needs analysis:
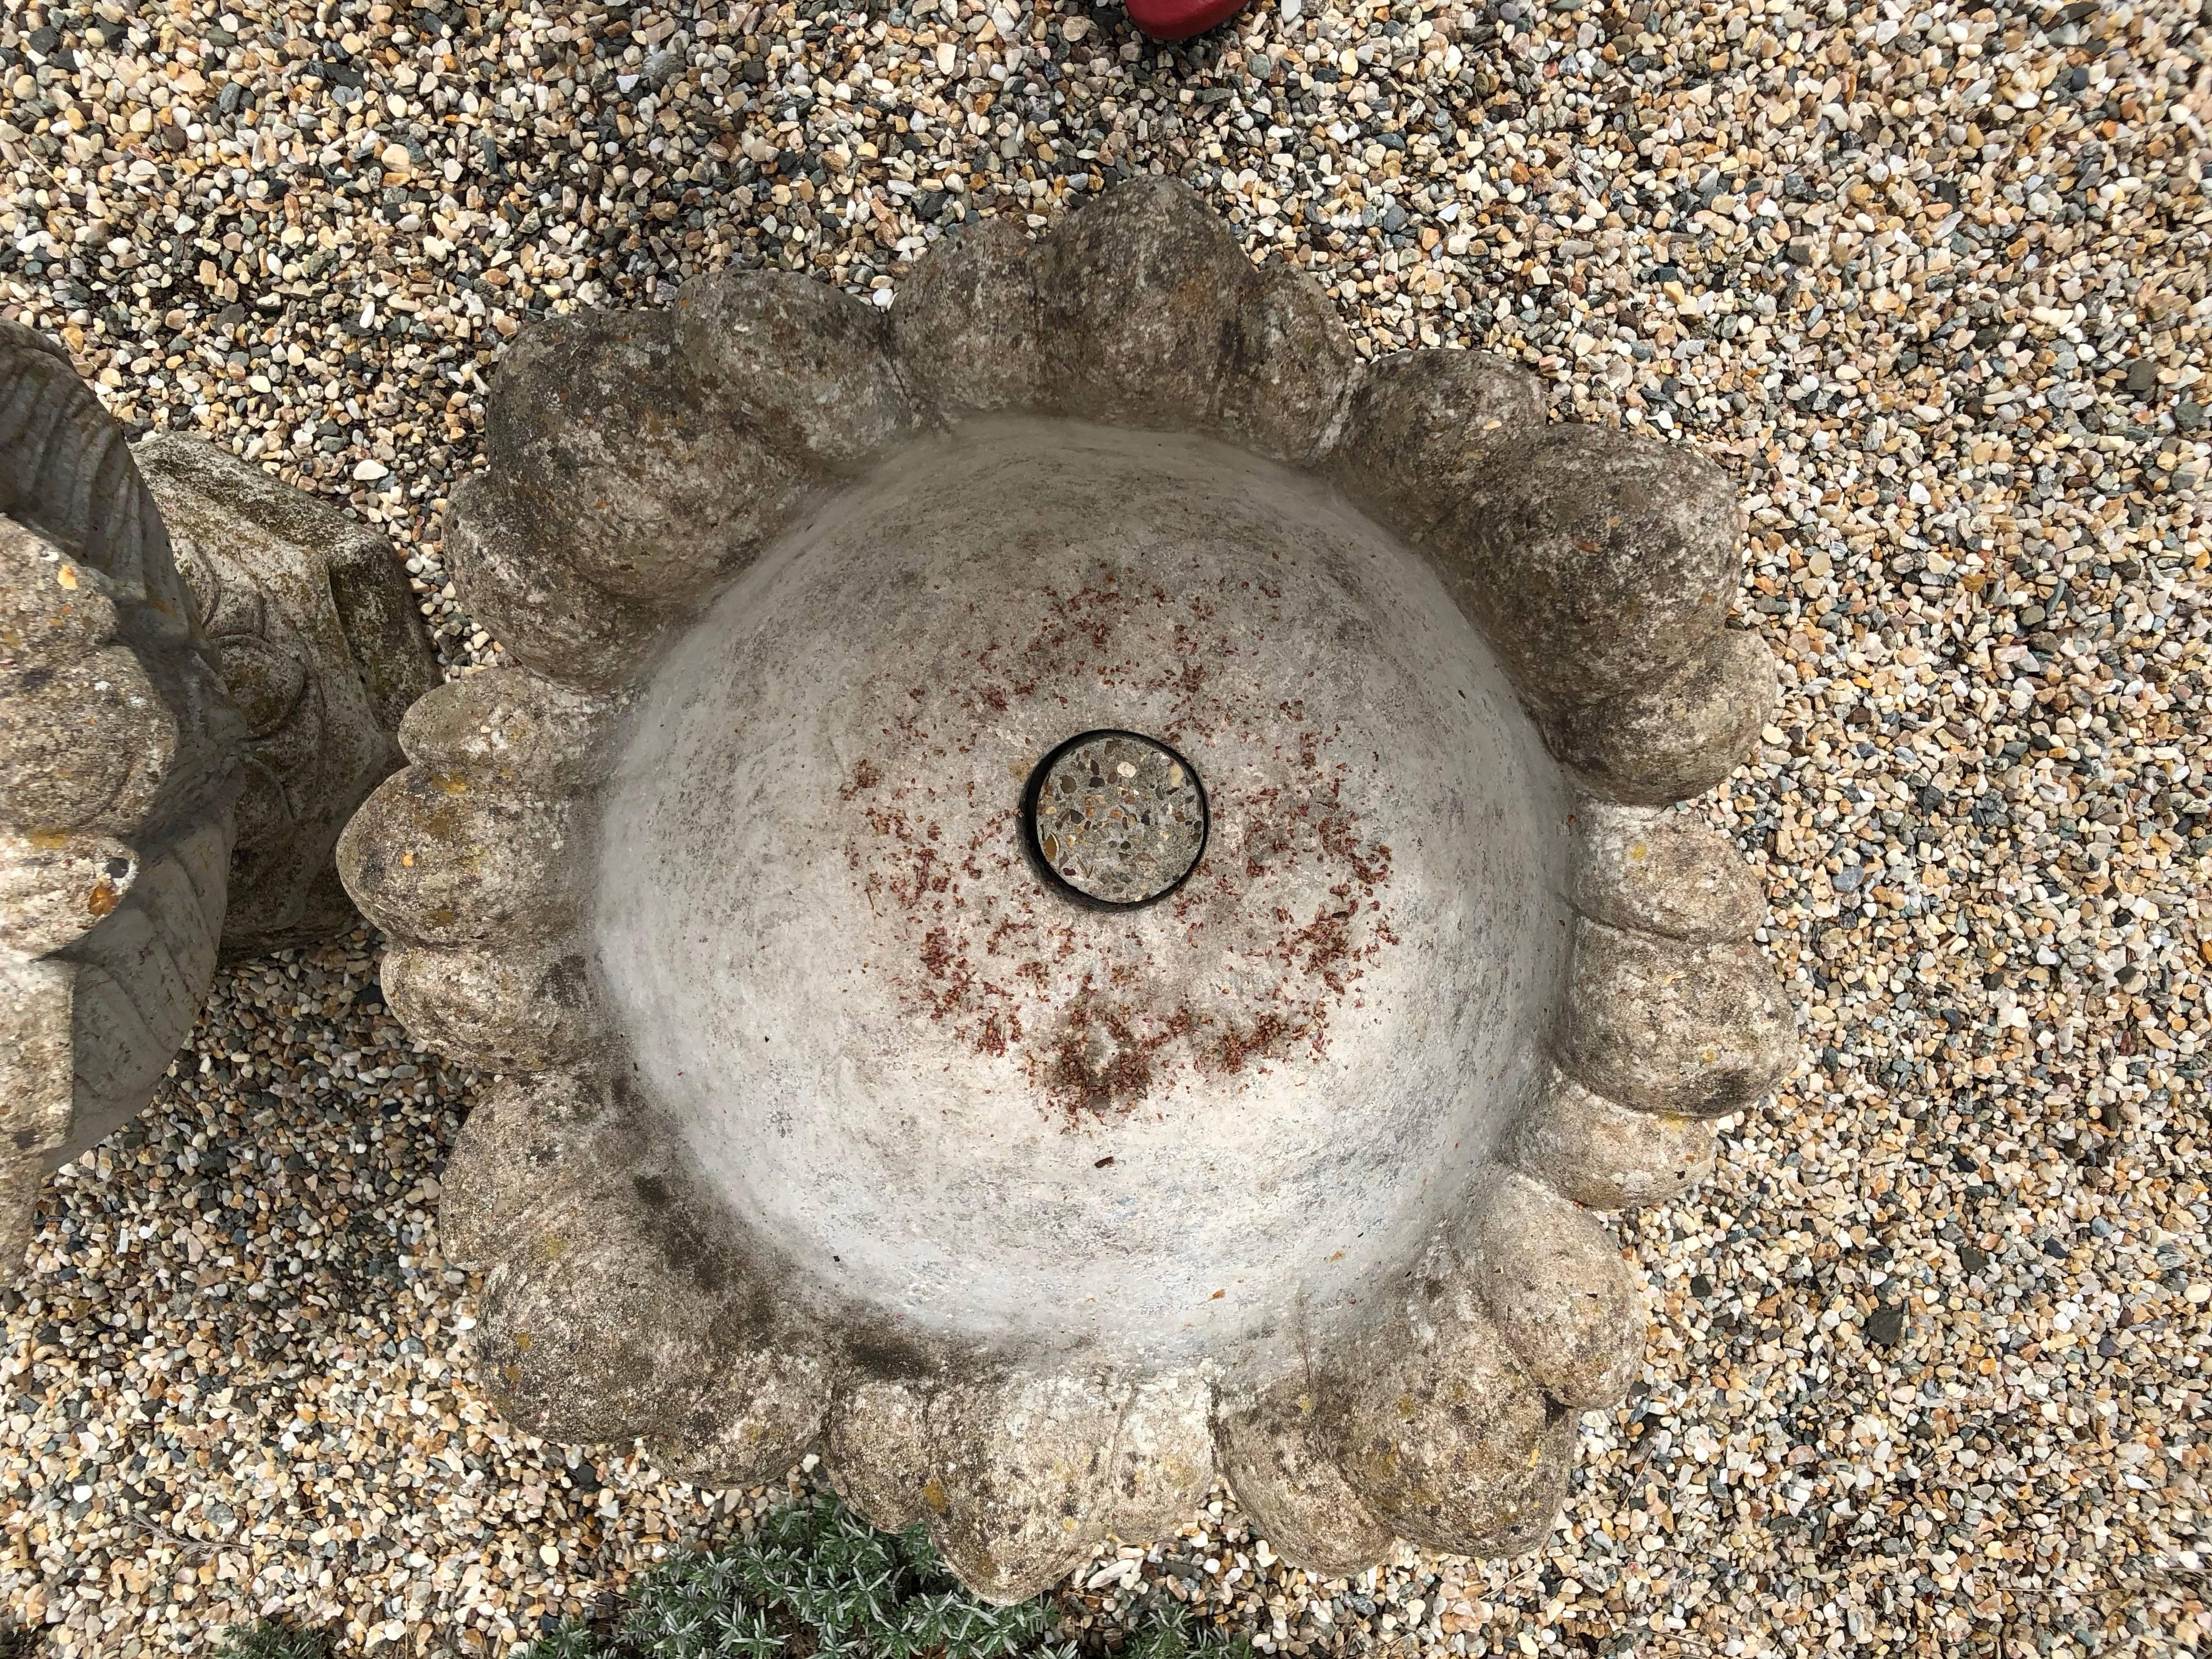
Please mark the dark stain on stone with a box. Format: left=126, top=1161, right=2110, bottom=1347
left=844, top=1328, right=940, bottom=1381
left=631, top=1175, right=725, bottom=1296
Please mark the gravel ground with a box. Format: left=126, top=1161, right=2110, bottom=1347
left=3, top=0, right=2210, bottom=1654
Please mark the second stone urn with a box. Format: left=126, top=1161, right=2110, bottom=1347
left=337, top=181, right=1798, bottom=1598
left=0, top=323, right=438, bottom=1275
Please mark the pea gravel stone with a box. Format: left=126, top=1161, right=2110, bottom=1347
left=4, top=0, right=2210, bottom=1651
left=1027, top=730, right=1207, bottom=906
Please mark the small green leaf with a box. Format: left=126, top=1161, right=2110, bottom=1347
left=210, top=1621, right=335, bottom=1659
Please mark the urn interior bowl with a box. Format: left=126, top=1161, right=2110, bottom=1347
left=598, top=420, right=1574, bottom=1367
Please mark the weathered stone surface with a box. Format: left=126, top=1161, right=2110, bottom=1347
left=445, top=1070, right=741, bottom=1447
left=1030, top=179, right=1354, bottom=462
left=645, top=1329, right=833, bottom=1489
left=1086, top=1373, right=1217, bottom=1551
left=2, top=328, right=178, bottom=612
left=1336, top=1232, right=1578, bottom=1558
left=396, top=668, right=619, bottom=794
left=1, top=518, right=182, bottom=838
left=1572, top=803, right=1767, bottom=942
left=0, top=323, right=238, bottom=836
left=380, top=936, right=608, bottom=1072
left=0, top=830, right=137, bottom=958
left=1509, top=1064, right=1718, bottom=1211
left=1543, top=629, right=1779, bottom=807
left=436, top=1069, right=631, bottom=1269
left=133, top=432, right=436, bottom=726
left=140, top=433, right=437, bottom=956
left=443, top=473, right=670, bottom=692
left=1558, top=919, right=1799, bottom=1117
left=1223, top=262, right=1363, bottom=464
left=1432, top=422, right=1745, bottom=713
left=828, top=1372, right=1213, bottom=1605
left=336, top=765, right=587, bottom=947
left=451, top=1079, right=828, bottom=1471
left=1212, top=1376, right=1396, bottom=1577
left=482, top=307, right=815, bottom=606
left=890, top=214, right=1047, bottom=416
left=470, top=1150, right=722, bottom=1447
left=0, top=514, right=122, bottom=661
left=673, top=267, right=918, bottom=471
left=892, top=190, right=1353, bottom=461
left=1031, top=178, right=1253, bottom=434
left=4, top=346, right=437, bottom=1276
left=60, top=816, right=232, bottom=1157
left=0, top=631, right=175, bottom=835
left=825, top=1377, right=935, bottom=1535
left=594, top=421, right=1572, bottom=1366
left=1463, top=1169, right=1641, bottom=1408
left=1329, top=348, right=1547, bottom=536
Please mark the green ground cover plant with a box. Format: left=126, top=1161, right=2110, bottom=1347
left=209, top=1621, right=335, bottom=1659
left=521, top=1493, right=1250, bottom=1659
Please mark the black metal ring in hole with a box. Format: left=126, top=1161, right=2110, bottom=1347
left=1019, top=729, right=1210, bottom=912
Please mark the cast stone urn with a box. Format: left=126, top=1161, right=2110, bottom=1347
left=0, top=323, right=438, bottom=1272
left=336, top=180, right=1798, bottom=1598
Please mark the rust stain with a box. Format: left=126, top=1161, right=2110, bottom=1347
left=839, top=757, right=883, bottom=800
left=838, top=558, right=1401, bottom=1130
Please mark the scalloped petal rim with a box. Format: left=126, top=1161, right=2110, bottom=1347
left=335, top=181, right=1799, bottom=1598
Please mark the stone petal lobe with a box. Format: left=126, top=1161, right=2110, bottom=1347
left=1572, top=804, right=1768, bottom=943
left=1558, top=918, right=1799, bottom=1117
left=381, top=937, right=609, bottom=1072
left=1212, top=1376, right=1395, bottom=1577
left=1509, top=1065, right=1719, bottom=1211
left=1334, top=1233, right=1577, bottom=1558
left=443, top=472, right=668, bottom=692
left=1436, top=422, right=1745, bottom=713
left=1465, top=1169, right=1642, bottom=1409
left=1330, top=348, right=1547, bottom=538
left=336, top=764, right=587, bottom=947
left=482, top=306, right=815, bottom=606
left=1544, top=629, right=1780, bottom=808
left=673, top=267, right=918, bottom=471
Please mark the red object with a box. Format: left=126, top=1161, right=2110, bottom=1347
left=1125, top=0, right=1250, bottom=41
